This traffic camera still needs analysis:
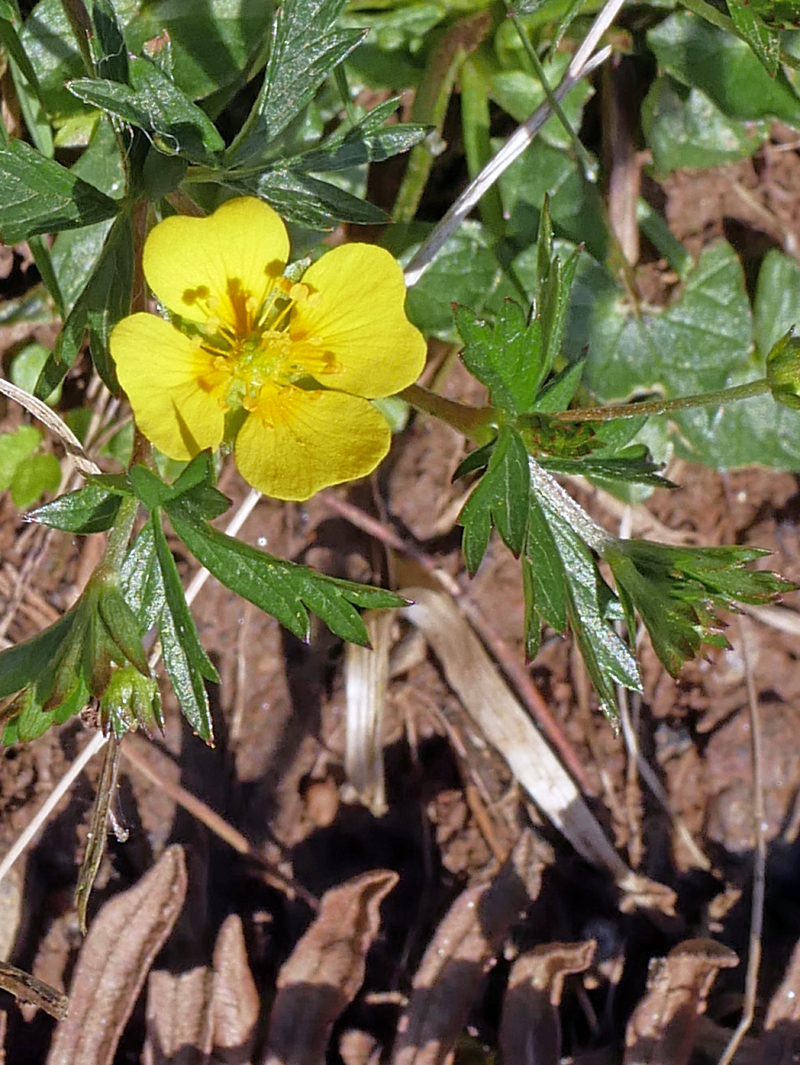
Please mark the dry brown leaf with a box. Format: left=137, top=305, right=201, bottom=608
left=499, top=940, right=597, bottom=1065
left=46, top=844, right=188, bottom=1065
left=211, top=914, right=260, bottom=1063
left=262, top=869, right=398, bottom=1065
left=391, top=830, right=550, bottom=1065
left=143, top=967, right=214, bottom=1065
left=344, top=610, right=396, bottom=816
left=142, top=913, right=259, bottom=1065
left=623, top=938, right=738, bottom=1065
left=760, top=931, right=800, bottom=1063
left=401, top=588, right=675, bottom=916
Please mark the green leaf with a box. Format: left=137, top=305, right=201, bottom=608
left=19, top=0, right=86, bottom=119
left=165, top=496, right=402, bottom=645
left=240, top=0, right=363, bottom=152
left=536, top=498, right=640, bottom=722
left=121, top=522, right=165, bottom=632
left=125, top=0, right=272, bottom=102
left=90, top=0, right=128, bottom=83
left=642, top=76, right=768, bottom=176
left=604, top=539, right=795, bottom=677
left=159, top=596, right=214, bottom=742
left=455, top=301, right=543, bottom=415
left=10, top=452, right=60, bottom=508
left=726, top=0, right=780, bottom=74
left=27, top=483, right=122, bottom=532
left=397, top=221, right=516, bottom=343
left=459, top=426, right=530, bottom=574
left=565, top=241, right=800, bottom=469
left=96, top=583, right=150, bottom=676
left=151, top=514, right=219, bottom=684
left=42, top=209, right=133, bottom=396
left=522, top=494, right=567, bottom=658
left=755, top=249, right=800, bottom=357
left=296, top=106, right=425, bottom=171
left=0, top=425, right=41, bottom=491
left=531, top=359, right=584, bottom=413
left=247, top=169, right=386, bottom=228
left=69, top=57, right=225, bottom=165
left=0, top=614, right=73, bottom=701
left=500, top=141, right=608, bottom=263
left=0, top=139, right=119, bottom=244
left=648, top=12, right=800, bottom=126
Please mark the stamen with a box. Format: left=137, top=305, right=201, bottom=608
left=205, top=316, right=221, bottom=335
left=289, top=282, right=309, bottom=303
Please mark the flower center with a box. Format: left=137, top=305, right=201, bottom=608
left=190, top=276, right=341, bottom=413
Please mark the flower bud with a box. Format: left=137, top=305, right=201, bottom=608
left=767, top=329, right=800, bottom=409
left=100, top=665, right=163, bottom=739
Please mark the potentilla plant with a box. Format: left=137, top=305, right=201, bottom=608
left=0, top=0, right=798, bottom=928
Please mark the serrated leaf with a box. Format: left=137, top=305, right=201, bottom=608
left=27, top=483, right=122, bottom=533
left=0, top=140, right=118, bottom=244
left=90, top=0, right=128, bottom=83
left=296, top=103, right=425, bottom=171
left=246, top=0, right=362, bottom=149
left=455, top=301, right=543, bottom=415
left=165, top=497, right=397, bottom=645
left=121, top=522, right=165, bottom=632
left=42, top=209, right=132, bottom=396
left=522, top=495, right=567, bottom=656
left=726, top=0, right=780, bottom=74
left=251, top=169, right=387, bottom=228
left=459, top=426, right=530, bottom=573
left=69, top=56, right=224, bottom=165
left=151, top=514, right=219, bottom=683
left=539, top=501, right=640, bottom=722
left=159, top=597, right=213, bottom=742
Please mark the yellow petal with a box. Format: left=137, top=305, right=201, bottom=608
left=290, top=243, right=426, bottom=398
left=234, top=385, right=391, bottom=501
left=143, top=198, right=290, bottom=331
left=110, top=313, right=228, bottom=460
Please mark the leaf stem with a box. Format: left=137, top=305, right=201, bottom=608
left=399, top=383, right=500, bottom=442
left=552, top=378, right=772, bottom=423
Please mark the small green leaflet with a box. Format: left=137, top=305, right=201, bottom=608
left=459, top=425, right=530, bottom=574
left=455, top=301, right=544, bottom=415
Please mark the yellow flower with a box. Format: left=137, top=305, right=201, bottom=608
left=110, top=197, right=426, bottom=500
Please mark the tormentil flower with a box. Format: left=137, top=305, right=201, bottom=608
left=110, top=197, right=427, bottom=500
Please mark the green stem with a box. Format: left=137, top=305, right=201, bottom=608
left=552, top=378, right=772, bottom=423
left=503, top=2, right=596, bottom=181
left=400, top=383, right=500, bottom=442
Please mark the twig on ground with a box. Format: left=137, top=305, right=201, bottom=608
left=717, top=617, right=766, bottom=1065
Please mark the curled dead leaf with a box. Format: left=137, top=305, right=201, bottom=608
left=623, top=938, right=738, bottom=1065
left=262, top=869, right=398, bottom=1065
left=46, top=845, right=188, bottom=1065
